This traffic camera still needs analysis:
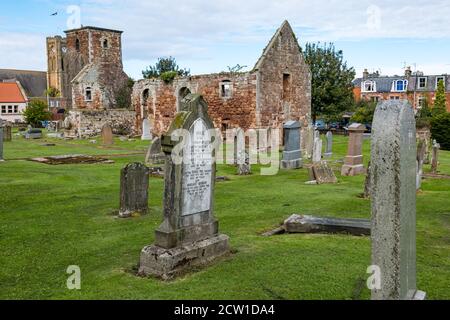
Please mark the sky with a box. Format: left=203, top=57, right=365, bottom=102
left=1, top=0, right=450, bottom=80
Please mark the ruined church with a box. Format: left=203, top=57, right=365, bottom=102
left=132, top=20, right=312, bottom=141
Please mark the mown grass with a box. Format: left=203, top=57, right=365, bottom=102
left=0, top=130, right=448, bottom=300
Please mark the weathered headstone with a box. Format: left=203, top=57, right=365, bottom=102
left=119, top=163, right=150, bottom=218
left=237, top=151, right=252, bottom=175
left=312, top=134, right=322, bottom=163
left=431, top=140, right=440, bottom=174
left=281, top=121, right=302, bottom=169
left=3, top=123, right=12, bottom=142
left=0, top=126, right=4, bottom=162
left=363, top=161, right=371, bottom=198
left=145, top=137, right=165, bottom=165
left=312, top=161, right=337, bottom=184
left=416, top=139, right=427, bottom=190
left=324, top=131, right=333, bottom=158
left=341, top=123, right=366, bottom=176
left=101, top=123, right=113, bottom=146
left=371, top=100, right=426, bottom=300
left=25, top=129, right=43, bottom=139
left=141, top=118, right=152, bottom=141
left=139, top=94, right=230, bottom=279
left=302, top=124, right=314, bottom=160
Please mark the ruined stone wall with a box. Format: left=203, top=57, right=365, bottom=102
left=255, top=22, right=312, bottom=131
left=132, top=73, right=257, bottom=136
left=66, top=109, right=136, bottom=138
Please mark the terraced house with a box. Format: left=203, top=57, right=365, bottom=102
left=353, top=67, right=450, bottom=112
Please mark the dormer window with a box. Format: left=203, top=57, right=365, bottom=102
left=362, top=80, right=376, bottom=92
left=392, top=80, right=408, bottom=92
left=418, top=77, right=427, bottom=89
left=220, top=80, right=232, bottom=98
left=436, top=76, right=445, bottom=89
left=85, top=87, right=92, bottom=101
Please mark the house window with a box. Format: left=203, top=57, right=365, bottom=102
left=1, top=106, right=5, bottom=114
left=220, top=80, right=232, bottom=98
left=390, top=96, right=400, bottom=100
left=362, top=80, right=376, bottom=92
left=371, top=96, right=380, bottom=103
left=436, top=76, right=445, bottom=89
left=418, top=77, right=427, bottom=89
left=14, top=105, right=18, bottom=114
left=7, top=106, right=13, bottom=113
left=85, top=87, right=92, bottom=101
left=417, top=96, right=426, bottom=109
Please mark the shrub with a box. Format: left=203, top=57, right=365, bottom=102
left=430, top=112, right=450, bottom=150
left=351, top=100, right=377, bottom=124
left=160, top=71, right=178, bottom=84
left=22, top=100, right=52, bottom=127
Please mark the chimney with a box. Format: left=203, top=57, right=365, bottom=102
left=363, top=69, right=369, bottom=79
left=405, top=66, right=412, bottom=78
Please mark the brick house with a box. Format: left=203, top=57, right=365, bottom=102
left=132, top=21, right=312, bottom=142
left=0, top=81, right=28, bottom=123
left=353, top=68, right=450, bottom=112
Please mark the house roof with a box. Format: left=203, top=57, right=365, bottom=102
left=0, top=69, right=46, bottom=98
left=0, top=82, right=27, bottom=103
left=71, top=64, right=100, bottom=84
left=354, top=74, right=450, bottom=92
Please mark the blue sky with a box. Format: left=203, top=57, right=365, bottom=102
left=1, top=0, right=449, bottom=79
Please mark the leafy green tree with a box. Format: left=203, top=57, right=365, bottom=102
left=142, top=57, right=190, bottom=79
left=44, top=87, right=61, bottom=98
left=416, top=96, right=432, bottom=129
left=22, top=100, right=52, bottom=127
left=351, top=100, right=377, bottom=124
left=431, top=112, right=450, bottom=150
left=304, top=42, right=356, bottom=122
left=433, top=79, right=447, bottom=116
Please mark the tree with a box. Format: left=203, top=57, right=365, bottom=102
left=416, top=96, right=432, bottom=129
left=431, top=112, right=450, bottom=150
left=142, top=57, right=190, bottom=80
left=115, top=78, right=135, bottom=109
left=433, top=79, right=447, bottom=116
left=22, top=100, right=52, bottom=127
left=44, top=87, right=61, bottom=98
left=351, top=100, right=377, bottom=124
left=303, top=43, right=356, bottom=122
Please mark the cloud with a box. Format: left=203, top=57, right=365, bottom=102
left=0, top=32, right=46, bottom=71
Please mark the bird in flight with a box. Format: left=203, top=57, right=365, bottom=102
left=51, top=12, right=58, bottom=16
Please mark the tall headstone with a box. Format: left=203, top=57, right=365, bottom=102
left=234, top=128, right=251, bottom=175
left=302, top=124, right=314, bottom=160
left=324, top=131, right=333, bottom=158
left=312, top=134, right=322, bottom=163
left=431, top=140, right=440, bottom=174
left=0, top=125, right=4, bottom=162
left=119, top=163, right=150, bottom=218
left=139, top=94, right=230, bottom=279
left=281, top=121, right=302, bottom=169
left=341, top=123, right=366, bottom=176
left=416, top=139, right=427, bottom=190
left=371, top=100, right=425, bottom=300
left=101, top=123, right=113, bottom=146
left=141, top=118, right=152, bottom=141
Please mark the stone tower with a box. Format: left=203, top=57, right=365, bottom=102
left=46, top=36, right=66, bottom=97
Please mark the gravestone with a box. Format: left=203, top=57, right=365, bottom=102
left=324, top=131, right=333, bottom=158
left=431, top=140, right=440, bottom=174
left=101, top=124, right=113, bottom=146
left=363, top=161, right=371, bottom=198
left=25, top=129, right=43, bottom=139
left=312, top=133, right=322, bottom=163
left=312, top=161, right=337, bottom=184
left=141, top=119, right=152, bottom=141
left=281, top=121, right=302, bottom=169
left=145, top=137, right=165, bottom=165
left=416, top=139, right=427, bottom=190
left=119, top=163, right=150, bottom=218
left=3, top=123, right=12, bottom=142
left=341, top=123, right=366, bottom=176
left=139, top=94, right=230, bottom=279
left=302, top=124, right=314, bottom=160
left=0, top=126, right=4, bottom=162
left=371, top=100, right=426, bottom=300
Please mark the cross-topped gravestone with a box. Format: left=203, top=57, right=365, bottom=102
left=139, top=94, right=230, bottom=279
left=371, top=100, right=425, bottom=300
left=101, top=123, right=113, bottom=146
left=119, top=162, right=150, bottom=218
left=324, top=131, right=333, bottom=158
left=341, top=123, right=366, bottom=176
left=281, top=121, right=302, bottom=169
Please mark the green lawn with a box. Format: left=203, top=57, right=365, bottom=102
left=0, top=131, right=449, bottom=300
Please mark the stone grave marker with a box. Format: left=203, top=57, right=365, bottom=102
left=312, top=132, right=322, bottom=163
left=0, top=125, right=4, bottom=162
left=145, top=137, right=165, bottom=165
left=141, top=118, right=152, bottom=141
left=416, top=139, right=427, bottom=190
left=139, top=94, right=230, bottom=279
left=324, top=131, right=333, bottom=158
left=3, top=123, right=12, bottom=142
left=302, top=124, right=314, bottom=160
left=431, top=140, right=440, bottom=174
left=281, top=121, right=302, bottom=169
left=119, top=163, right=150, bottom=218
left=341, top=123, right=366, bottom=176
left=101, top=123, right=113, bottom=146
left=25, top=129, right=43, bottom=139
left=371, top=100, right=426, bottom=300
left=312, top=161, right=337, bottom=184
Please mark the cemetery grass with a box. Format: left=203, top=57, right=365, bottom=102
left=0, top=132, right=449, bottom=300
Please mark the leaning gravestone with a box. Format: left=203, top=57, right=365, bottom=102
left=341, top=123, right=366, bottom=176
left=139, top=94, right=230, bottom=279
left=431, top=140, right=440, bottom=174
left=324, top=131, right=333, bottom=158
left=371, top=100, right=426, bottom=300
left=119, top=163, right=150, bottom=218
left=312, top=161, right=337, bottom=184
left=101, top=123, right=114, bottom=146
left=281, top=121, right=302, bottom=169
left=141, top=118, right=152, bottom=141
left=145, top=137, right=165, bottom=165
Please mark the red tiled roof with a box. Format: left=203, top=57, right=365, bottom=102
left=0, top=82, right=27, bottom=103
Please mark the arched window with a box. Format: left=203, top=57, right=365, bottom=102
left=220, top=80, right=232, bottom=98
left=178, top=87, right=191, bottom=111
left=85, top=87, right=92, bottom=101
left=75, top=39, right=80, bottom=52
left=362, top=80, right=376, bottom=93
left=102, top=39, right=108, bottom=49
